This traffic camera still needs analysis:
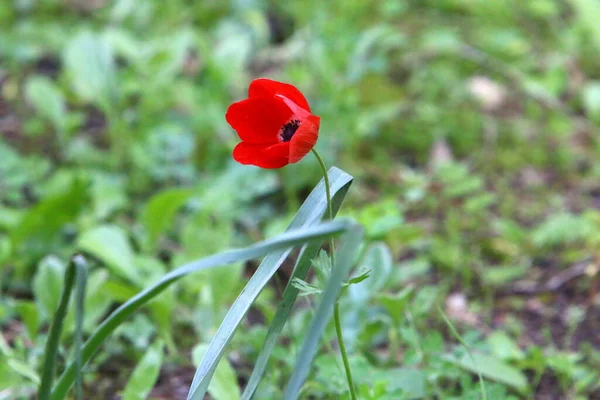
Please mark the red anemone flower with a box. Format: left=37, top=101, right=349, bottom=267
left=226, top=78, right=320, bottom=169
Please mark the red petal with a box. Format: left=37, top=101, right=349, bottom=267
left=226, top=97, right=292, bottom=144
left=289, top=115, right=320, bottom=163
left=249, top=78, right=312, bottom=112
left=232, top=142, right=290, bottom=169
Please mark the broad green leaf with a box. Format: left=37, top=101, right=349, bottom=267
left=583, top=82, right=600, bottom=119
left=63, top=31, right=117, bottom=106
left=443, top=352, right=528, bottom=393
left=141, top=188, right=193, bottom=249
left=532, top=213, right=596, bottom=247
left=33, top=256, right=66, bottom=320
left=0, top=206, right=22, bottom=230
left=377, top=286, right=414, bottom=324
left=487, top=332, right=525, bottom=361
left=347, top=198, right=404, bottom=239
left=482, top=265, right=529, bottom=287
left=51, top=219, right=350, bottom=400
left=187, top=168, right=353, bottom=400
left=77, top=224, right=140, bottom=284
left=122, top=340, right=164, bottom=400
left=82, top=270, right=112, bottom=332
left=24, top=75, right=66, bottom=133
left=570, top=0, right=600, bottom=50
left=90, top=173, right=127, bottom=220
left=193, top=344, right=240, bottom=400
left=11, top=178, right=88, bottom=261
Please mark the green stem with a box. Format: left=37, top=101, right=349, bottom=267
left=39, top=258, right=77, bottom=400
left=311, top=148, right=357, bottom=400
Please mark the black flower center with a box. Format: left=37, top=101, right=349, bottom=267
left=280, top=119, right=300, bottom=142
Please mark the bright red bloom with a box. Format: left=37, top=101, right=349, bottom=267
left=226, top=78, right=320, bottom=169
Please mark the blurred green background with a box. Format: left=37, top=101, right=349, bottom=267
left=1, top=0, right=600, bottom=398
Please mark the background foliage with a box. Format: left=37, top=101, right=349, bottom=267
left=1, top=0, right=600, bottom=399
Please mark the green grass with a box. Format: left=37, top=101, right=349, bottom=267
left=1, top=0, right=600, bottom=399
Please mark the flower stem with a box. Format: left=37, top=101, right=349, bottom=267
left=311, top=148, right=357, bottom=400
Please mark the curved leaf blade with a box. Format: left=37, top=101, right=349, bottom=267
left=50, top=220, right=349, bottom=400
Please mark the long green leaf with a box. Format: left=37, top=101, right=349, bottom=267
left=187, top=168, right=353, bottom=400
left=73, top=255, right=88, bottom=400
left=39, top=257, right=77, bottom=400
left=50, top=220, right=349, bottom=400
left=284, top=225, right=364, bottom=399
left=241, top=169, right=352, bottom=399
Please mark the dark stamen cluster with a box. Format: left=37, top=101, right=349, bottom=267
left=280, top=119, right=300, bottom=142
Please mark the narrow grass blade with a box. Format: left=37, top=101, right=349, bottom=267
left=241, top=169, right=352, bottom=400
left=39, top=257, right=77, bottom=400
left=187, top=168, right=353, bottom=400
left=50, top=220, right=349, bottom=400
left=284, top=226, right=364, bottom=399
left=72, top=255, right=88, bottom=400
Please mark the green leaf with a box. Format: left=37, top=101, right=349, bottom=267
left=187, top=168, right=353, bottom=400
left=63, top=31, right=117, bottom=106
left=33, top=256, right=66, bottom=320
left=532, top=213, right=596, bottom=247
left=290, top=278, right=322, bottom=296
left=82, top=270, right=112, bottom=332
left=313, top=354, right=425, bottom=398
left=51, top=219, right=350, bottom=400
left=14, top=301, right=39, bottom=340
left=24, top=75, right=66, bottom=133
left=583, top=82, right=600, bottom=119
left=570, top=0, right=600, bottom=50
left=348, top=242, right=393, bottom=305
left=193, top=344, right=240, bottom=400
left=73, top=255, right=88, bottom=400
left=7, top=358, right=40, bottom=385
left=0, top=206, right=22, bottom=230
left=77, top=225, right=140, bottom=284
left=11, top=178, right=88, bottom=261
left=39, top=258, right=77, bottom=400
left=443, top=352, right=528, bottom=393
left=376, top=286, right=414, bottom=324
left=90, top=173, right=127, bottom=220
left=487, top=332, right=525, bottom=361
left=312, top=249, right=332, bottom=286
left=481, top=265, right=529, bottom=287
left=122, top=340, right=164, bottom=400
left=141, top=188, right=193, bottom=249
left=346, top=268, right=371, bottom=285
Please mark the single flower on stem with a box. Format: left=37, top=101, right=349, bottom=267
left=226, top=78, right=321, bottom=168
left=225, top=78, right=357, bottom=400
